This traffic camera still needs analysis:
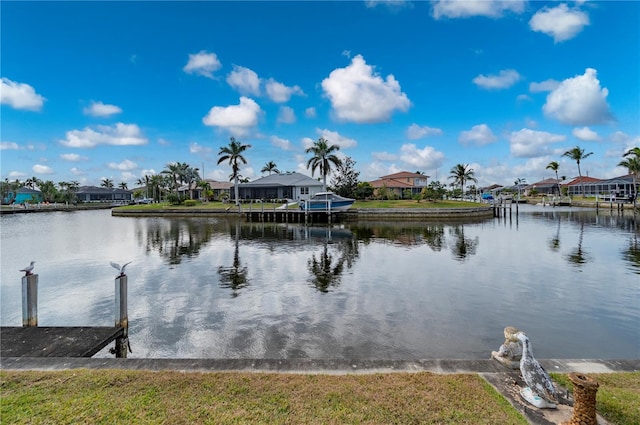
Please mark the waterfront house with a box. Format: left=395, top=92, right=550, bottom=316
left=238, top=172, right=323, bottom=201
left=2, top=187, right=43, bottom=204
left=527, top=178, right=561, bottom=196
left=75, top=186, right=132, bottom=203
left=571, top=174, right=636, bottom=199
left=369, top=171, right=429, bottom=198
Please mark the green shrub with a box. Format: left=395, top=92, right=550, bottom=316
left=184, top=199, right=197, bottom=207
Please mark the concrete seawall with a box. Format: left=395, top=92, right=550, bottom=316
left=112, top=207, right=495, bottom=220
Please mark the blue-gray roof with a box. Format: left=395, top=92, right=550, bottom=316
left=76, top=186, right=132, bottom=194
left=240, top=172, right=322, bottom=188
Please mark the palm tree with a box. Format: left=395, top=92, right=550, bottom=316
left=514, top=178, right=527, bottom=199
left=197, top=180, right=212, bottom=201
left=137, top=175, right=152, bottom=199
left=562, top=146, right=593, bottom=198
left=101, top=178, right=114, bottom=188
left=305, top=137, right=342, bottom=192
left=118, top=182, right=128, bottom=190
left=546, top=161, right=561, bottom=196
left=217, top=137, right=251, bottom=206
left=448, top=164, right=477, bottom=197
left=162, top=162, right=185, bottom=195
left=261, top=161, right=280, bottom=175
left=619, top=147, right=640, bottom=207
left=182, top=165, right=200, bottom=199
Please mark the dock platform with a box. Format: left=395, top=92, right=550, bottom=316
left=0, top=326, right=124, bottom=358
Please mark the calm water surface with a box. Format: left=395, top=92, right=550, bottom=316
left=1, top=206, right=638, bottom=359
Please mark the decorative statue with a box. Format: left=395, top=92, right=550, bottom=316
left=491, top=326, right=522, bottom=369
left=515, top=331, right=558, bottom=409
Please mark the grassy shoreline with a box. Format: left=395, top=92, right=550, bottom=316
left=2, top=370, right=638, bottom=424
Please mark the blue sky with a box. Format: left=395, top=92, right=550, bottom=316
left=1, top=0, right=639, bottom=188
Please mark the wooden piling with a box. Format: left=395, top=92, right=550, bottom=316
left=114, top=275, right=129, bottom=358
left=21, top=274, right=38, bottom=327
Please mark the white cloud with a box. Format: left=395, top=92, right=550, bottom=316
left=120, top=172, right=136, bottom=182
left=517, top=94, right=532, bottom=102
left=508, top=128, right=566, bottom=158
left=572, top=127, right=601, bottom=142
left=60, top=153, right=88, bottom=162
left=399, top=144, right=445, bottom=169
left=301, top=137, right=315, bottom=150
left=371, top=151, right=398, bottom=161
left=473, top=69, right=521, bottom=90
left=158, top=138, right=171, bottom=146
left=265, top=79, right=304, bottom=103
left=321, top=54, right=410, bottom=123
left=432, top=0, right=525, bottom=19
left=141, top=169, right=158, bottom=177
left=33, top=164, right=54, bottom=174
left=202, top=96, right=262, bottom=137
left=364, top=161, right=404, bottom=181
left=305, top=107, right=317, bottom=118
left=59, top=123, right=148, bottom=148
left=277, top=106, right=296, bottom=124
left=529, top=79, right=560, bottom=93
left=8, top=171, right=27, bottom=179
left=226, top=65, right=261, bottom=96
left=70, top=167, right=85, bottom=176
left=459, top=124, right=497, bottom=146
left=183, top=50, right=222, bottom=78
left=529, top=3, right=589, bottom=43
left=189, top=142, right=213, bottom=154
left=270, top=136, right=293, bottom=151
left=406, top=123, right=443, bottom=140
left=107, top=159, right=138, bottom=171
left=316, top=129, right=358, bottom=149
left=83, top=101, right=122, bottom=117
left=365, top=0, right=411, bottom=10
left=1, top=141, right=19, bottom=150
left=0, top=78, right=45, bottom=111
left=543, top=68, right=613, bottom=126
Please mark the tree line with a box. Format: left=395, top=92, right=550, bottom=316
left=3, top=140, right=638, bottom=205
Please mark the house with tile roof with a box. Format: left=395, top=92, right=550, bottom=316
left=368, top=171, right=429, bottom=198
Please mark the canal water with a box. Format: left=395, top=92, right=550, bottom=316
left=1, top=206, right=638, bottom=359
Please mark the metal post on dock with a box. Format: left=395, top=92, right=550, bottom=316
left=21, top=274, right=38, bottom=327
left=114, top=275, right=129, bottom=358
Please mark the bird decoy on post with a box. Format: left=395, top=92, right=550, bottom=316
left=110, top=261, right=132, bottom=277
left=19, top=261, right=36, bottom=276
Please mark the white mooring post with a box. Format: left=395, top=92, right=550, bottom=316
left=114, top=274, right=129, bottom=358
left=21, top=274, right=38, bottom=327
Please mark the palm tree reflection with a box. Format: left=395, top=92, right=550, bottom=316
left=307, top=227, right=359, bottom=293
left=449, top=225, right=478, bottom=261
left=218, top=221, right=249, bottom=297
left=621, top=225, right=640, bottom=274
left=566, top=222, right=591, bottom=267
left=548, top=216, right=561, bottom=252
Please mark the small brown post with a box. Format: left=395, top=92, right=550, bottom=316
left=564, top=373, right=599, bottom=425
left=21, top=274, right=38, bottom=327
left=114, top=275, right=128, bottom=358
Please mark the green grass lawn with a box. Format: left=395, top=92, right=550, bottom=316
left=0, top=370, right=526, bottom=425
left=3, top=370, right=638, bottom=424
